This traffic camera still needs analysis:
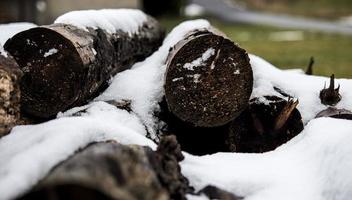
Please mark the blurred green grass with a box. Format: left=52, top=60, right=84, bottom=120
left=159, top=17, right=352, bottom=78
left=236, top=0, right=352, bottom=20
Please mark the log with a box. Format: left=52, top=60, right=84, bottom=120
left=158, top=98, right=232, bottom=155
left=229, top=96, right=304, bottom=153
left=164, top=28, right=253, bottom=127
left=5, top=11, right=164, bottom=119
left=315, top=107, right=352, bottom=120
left=0, top=48, right=22, bottom=137
left=17, top=136, right=192, bottom=200
left=319, top=74, right=341, bottom=106
left=198, top=185, right=243, bottom=200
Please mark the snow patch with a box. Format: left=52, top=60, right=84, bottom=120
left=43, top=48, right=58, bottom=57
left=55, top=9, right=148, bottom=35
left=0, top=44, right=8, bottom=57
left=0, top=22, right=36, bottom=44
left=183, top=48, right=215, bottom=70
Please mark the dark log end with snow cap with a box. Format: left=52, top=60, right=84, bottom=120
left=5, top=13, right=164, bottom=119
left=165, top=29, right=253, bottom=127
left=0, top=50, right=22, bottom=137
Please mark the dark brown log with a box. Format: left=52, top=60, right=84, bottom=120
left=305, top=56, right=314, bottom=75
left=0, top=50, right=22, bottom=137
left=315, top=107, right=352, bottom=120
left=198, top=185, right=243, bottom=200
left=5, top=16, right=164, bottom=119
left=319, top=74, right=341, bottom=106
left=17, top=136, right=192, bottom=200
left=158, top=97, right=232, bottom=155
left=228, top=96, right=304, bottom=153
left=164, top=28, right=253, bottom=127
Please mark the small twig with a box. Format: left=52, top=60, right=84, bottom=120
left=305, top=56, right=314, bottom=75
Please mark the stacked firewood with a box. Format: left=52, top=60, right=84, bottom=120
left=0, top=9, right=349, bottom=200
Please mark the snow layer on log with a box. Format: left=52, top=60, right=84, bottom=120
left=0, top=19, right=211, bottom=200
left=55, top=9, right=148, bottom=34
left=0, top=22, right=36, bottom=44
left=96, top=19, right=211, bottom=138
left=1, top=18, right=352, bottom=200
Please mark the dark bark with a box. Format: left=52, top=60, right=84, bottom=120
left=5, top=16, right=164, bottom=119
left=319, top=74, right=341, bottom=106
left=305, top=56, right=314, bottom=75
left=229, top=96, right=304, bottom=153
left=158, top=98, right=232, bottom=155
left=0, top=52, right=22, bottom=137
left=17, top=136, right=191, bottom=200
left=198, top=185, right=243, bottom=200
left=164, top=28, right=253, bottom=127
left=315, top=107, right=352, bottom=120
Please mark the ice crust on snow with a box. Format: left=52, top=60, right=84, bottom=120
left=183, top=48, right=215, bottom=70
left=55, top=9, right=148, bottom=34
left=1, top=18, right=352, bottom=200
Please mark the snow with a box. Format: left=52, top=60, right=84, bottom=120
left=96, top=19, right=211, bottom=139
left=249, top=55, right=352, bottom=123
left=183, top=48, right=215, bottom=70
left=43, top=48, right=58, bottom=57
left=1, top=18, right=352, bottom=200
left=0, top=19, right=211, bottom=199
left=0, top=22, right=36, bottom=44
left=0, top=45, right=8, bottom=58
left=181, top=118, right=352, bottom=200
left=55, top=9, right=148, bottom=35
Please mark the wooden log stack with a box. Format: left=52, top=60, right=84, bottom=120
left=0, top=47, right=22, bottom=137
left=4, top=9, right=165, bottom=119
left=18, top=136, right=192, bottom=200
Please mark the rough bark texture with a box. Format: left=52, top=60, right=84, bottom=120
left=164, top=28, right=253, bottom=127
left=17, top=136, right=191, bottom=200
left=319, top=74, right=341, bottom=106
left=229, top=96, right=304, bottom=153
left=5, top=17, right=164, bottom=119
left=315, top=107, right=352, bottom=120
left=0, top=53, right=22, bottom=137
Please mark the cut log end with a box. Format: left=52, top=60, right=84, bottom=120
left=165, top=30, right=253, bottom=127
left=5, top=26, right=86, bottom=118
left=229, top=96, right=304, bottom=153
left=5, top=17, right=164, bottom=119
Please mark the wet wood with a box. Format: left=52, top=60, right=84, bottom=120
left=17, top=136, right=191, bottom=200
left=164, top=28, right=253, bottom=127
left=0, top=52, right=22, bottom=137
left=229, top=96, right=304, bottom=153
left=315, top=107, right=352, bottom=120
left=319, top=74, right=341, bottom=106
left=5, top=16, right=164, bottom=119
